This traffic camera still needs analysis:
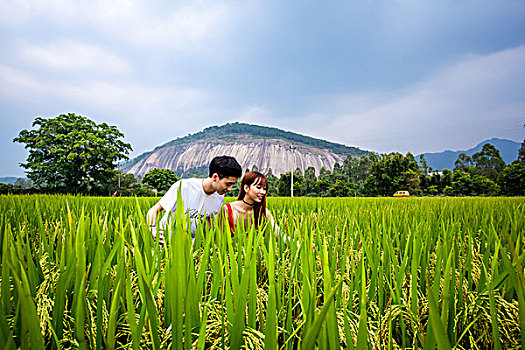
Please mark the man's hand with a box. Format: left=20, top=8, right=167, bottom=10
left=147, top=203, right=163, bottom=225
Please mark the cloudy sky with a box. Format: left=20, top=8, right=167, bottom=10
left=1, top=0, right=524, bottom=177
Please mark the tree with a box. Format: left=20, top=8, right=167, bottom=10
left=265, top=168, right=279, bottom=197
left=304, top=166, right=317, bottom=196
left=518, top=139, right=525, bottom=166
left=100, top=170, right=154, bottom=197
left=454, top=153, right=473, bottom=173
left=14, top=178, right=33, bottom=188
left=329, top=180, right=355, bottom=197
left=498, top=161, right=525, bottom=196
left=419, top=154, right=429, bottom=175
left=0, top=183, right=12, bottom=195
left=343, top=154, right=372, bottom=194
left=471, top=143, right=505, bottom=180
left=277, top=171, right=304, bottom=197
left=13, top=113, right=132, bottom=194
left=445, top=171, right=499, bottom=196
left=143, top=168, right=178, bottom=194
left=365, top=152, right=420, bottom=196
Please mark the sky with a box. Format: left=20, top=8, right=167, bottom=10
left=1, top=0, right=524, bottom=177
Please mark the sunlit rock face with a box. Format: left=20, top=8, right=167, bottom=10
left=127, top=138, right=347, bottom=177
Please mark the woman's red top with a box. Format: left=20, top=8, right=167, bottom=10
left=225, top=203, right=235, bottom=234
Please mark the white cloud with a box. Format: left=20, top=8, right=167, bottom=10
left=311, top=46, right=525, bottom=154
left=0, top=63, right=206, bottom=129
left=0, top=61, right=219, bottom=158
left=237, top=105, right=274, bottom=123
left=1, top=0, right=235, bottom=52
left=18, top=40, right=132, bottom=74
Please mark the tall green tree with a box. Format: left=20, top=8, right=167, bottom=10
left=304, top=166, right=317, bottom=196
left=329, top=180, right=355, bottom=197
left=265, top=168, right=279, bottom=197
left=498, top=161, right=525, bottom=196
left=444, top=171, right=499, bottom=196
left=471, top=143, right=505, bottom=180
left=143, top=168, right=178, bottom=194
left=277, top=171, right=304, bottom=197
left=100, top=170, right=154, bottom=197
left=13, top=113, right=132, bottom=193
left=518, top=139, right=525, bottom=166
left=343, top=154, right=372, bottom=194
left=454, top=153, right=474, bottom=173
left=364, top=152, right=421, bottom=196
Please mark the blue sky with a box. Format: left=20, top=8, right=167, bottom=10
left=1, top=0, right=524, bottom=177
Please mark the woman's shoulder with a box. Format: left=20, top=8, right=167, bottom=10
left=226, top=201, right=241, bottom=212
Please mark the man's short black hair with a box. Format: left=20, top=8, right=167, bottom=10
left=209, top=156, right=242, bottom=179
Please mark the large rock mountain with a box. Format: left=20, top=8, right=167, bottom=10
left=123, top=123, right=369, bottom=177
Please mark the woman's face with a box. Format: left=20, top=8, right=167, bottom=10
left=244, top=179, right=267, bottom=203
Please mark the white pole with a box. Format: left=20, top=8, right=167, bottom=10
left=290, top=143, right=295, bottom=197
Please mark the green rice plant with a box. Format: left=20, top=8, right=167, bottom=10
left=0, top=195, right=524, bottom=349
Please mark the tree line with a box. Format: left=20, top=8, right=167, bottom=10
left=4, top=113, right=524, bottom=197
left=261, top=140, right=524, bottom=197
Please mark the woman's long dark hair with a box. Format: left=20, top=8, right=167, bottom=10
left=237, top=171, right=268, bottom=228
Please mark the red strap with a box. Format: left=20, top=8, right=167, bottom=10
left=226, top=203, right=235, bottom=233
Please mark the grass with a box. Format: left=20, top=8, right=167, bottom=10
left=0, top=195, right=524, bottom=349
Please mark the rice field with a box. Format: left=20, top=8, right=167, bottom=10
left=0, top=195, right=524, bottom=349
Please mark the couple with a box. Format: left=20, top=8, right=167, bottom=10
left=147, top=156, right=278, bottom=243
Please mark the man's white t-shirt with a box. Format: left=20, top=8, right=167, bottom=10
left=158, top=178, right=224, bottom=233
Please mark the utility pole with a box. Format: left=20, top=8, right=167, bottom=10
left=118, top=162, right=120, bottom=188
left=290, top=143, right=295, bottom=197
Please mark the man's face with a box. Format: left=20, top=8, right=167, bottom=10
left=213, top=175, right=238, bottom=195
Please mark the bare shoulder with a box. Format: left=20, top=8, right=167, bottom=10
left=227, top=200, right=241, bottom=213
left=265, top=208, right=272, bottom=217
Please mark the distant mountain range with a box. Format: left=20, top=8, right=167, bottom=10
left=123, top=122, right=369, bottom=177
left=0, top=177, right=18, bottom=185
left=419, top=138, right=522, bottom=171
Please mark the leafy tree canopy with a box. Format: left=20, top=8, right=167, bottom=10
left=471, top=143, right=506, bottom=180
left=13, top=113, right=132, bottom=194
left=518, top=139, right=525, bottom=166
left=143, top=168, right=178, bottom=194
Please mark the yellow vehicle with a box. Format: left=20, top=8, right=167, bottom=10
left=393, top=190, right=410, bottom=197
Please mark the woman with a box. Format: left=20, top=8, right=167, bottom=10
left=223, top=171, right=279, bottom=234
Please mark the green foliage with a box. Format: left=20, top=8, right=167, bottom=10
left=264, top=168, right=279, bottom=197
left=498, top=161, right=525, bottom=196
left=329, top=180, right=355, bottom=197
left=454, top=153, right=474, bottom=173
left=143, top=168, right=178, bottom=194
left=14, top=178, right=33, bottom=188
left=343, top=155, right=372, bottom=187
left=0, top=183, right=12, bottom=194
left=364, top=152, right=421, bottom=196
left=304, top=166, right=317, bottom=196
left=99, top=170, right=154, bottom=197
left=472, top=143, right=506, bottom=180
left=277, top=170, right=305, bottom=196
left=13, top=113, right=132, bottom=194
left=1, top=196, right=523, bottom=349
left=518, top=139, right=525, bottom=166
left=444, top=171, right=500, bottom=196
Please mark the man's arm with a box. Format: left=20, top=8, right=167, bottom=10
left=147, top=202, right=164, bottom=227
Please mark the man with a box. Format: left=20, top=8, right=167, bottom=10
left=147, top=156, right=242, bottom=242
